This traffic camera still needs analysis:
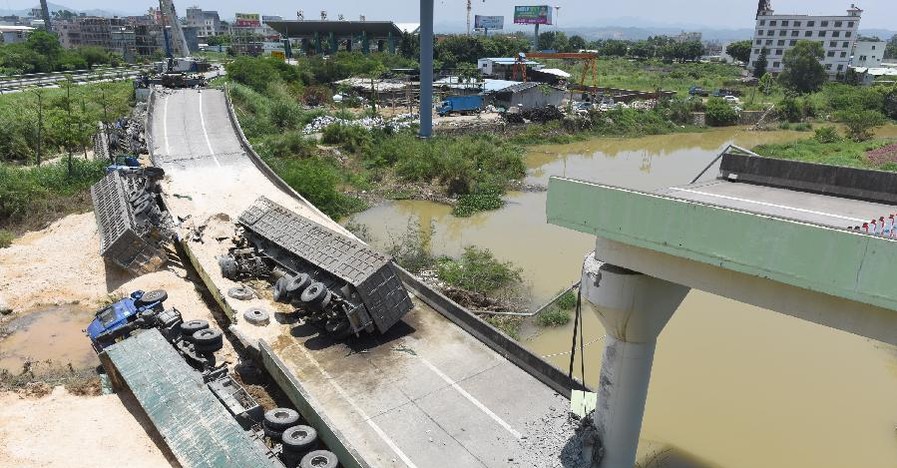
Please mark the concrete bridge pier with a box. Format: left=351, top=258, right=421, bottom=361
left=580, top=252, right=690, bottom=467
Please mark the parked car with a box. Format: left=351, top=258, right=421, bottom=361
left=689, top=86, right=710, bottom=97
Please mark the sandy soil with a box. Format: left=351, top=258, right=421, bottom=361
left=0, top=387, right=172, bottom=468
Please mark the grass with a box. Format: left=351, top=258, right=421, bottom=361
left=536, top=306, right=571, bottom=327
left=484, top=315, right=524, bottom=340
left=0, top=81, right=134, bottom=163
left=0, top=159, right=107, bottom=233
left=556, top=290, right=577, bottom=310
left=753, top=136, right=897, bottom=170
left=0, top=229, right=12, bottom=248
left=436, top=246, right=522, bottom=295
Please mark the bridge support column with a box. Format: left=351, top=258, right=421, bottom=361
left=580, top=252, right=689, bottom=468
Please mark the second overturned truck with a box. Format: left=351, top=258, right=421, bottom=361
left=219, top=196, right=413, bottom=338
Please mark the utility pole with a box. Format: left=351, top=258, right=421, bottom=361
left=39, top=0, right=51, bottom=31
left=466, top=0, right=472, bottom=35
left=64, top=77, right=73, bottom=176
left=419, top=0, right=434, bottom=138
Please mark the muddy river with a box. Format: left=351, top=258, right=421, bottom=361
left=349, top=128, right=897, bottom=467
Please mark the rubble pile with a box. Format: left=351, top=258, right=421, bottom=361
left=522, top=106, right=565, bottom=122
left=303, top=113, right=419, bottom=134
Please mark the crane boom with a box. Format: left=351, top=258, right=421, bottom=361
left=159, top=0, right=190, bottom=57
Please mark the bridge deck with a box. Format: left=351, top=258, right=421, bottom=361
left=151, top=89, right=572, bottom=468
left=663, top=179, right=897, bottom=230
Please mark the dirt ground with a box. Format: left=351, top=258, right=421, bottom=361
left=0, top=211, right=243, bottom=467
left=0, top=387, right=172, bottom=467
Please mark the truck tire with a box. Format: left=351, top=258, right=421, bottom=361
left=285, top=273, right=311, bottom=297
left=192, top=328, right=223, bottom=347
left=136, top=289, right=168, bottom=307
left=273, top=276, right=290, bottom=303
left=300, top=283, right=330, bottom=308
left=227, top=286, right=254, bottom=301
left=180, top=319, right=209, bottom=338
left=264, top=408, right=300, bottom=431
left=219, top=256, right=238, bottom=279
left=300, top=450, right=338, bottom=468
left=281, top=425, right=318, bottom=454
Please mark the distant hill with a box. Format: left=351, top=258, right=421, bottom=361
left=0, top=3, right=133, bottom=18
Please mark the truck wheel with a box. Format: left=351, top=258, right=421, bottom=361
left=219, top=256, right=238, bottom=279
left=281, top=425, right=318, bottom=453
left=136, top=289, right=168, bottom=307
left=264, top=408, right=300, bottom=431
left=300, top=450, right=338, bottom=468
left=227, top=286, right=254, bottom=301
left=273, top=276, right=290, bottom=303
left=192, top=328, right=222, bottom=347
left=285, top=273, right=311, bottom=297
left=180, top=319, right=209, bottom=338
left=300, top=283, right=330, bottom=307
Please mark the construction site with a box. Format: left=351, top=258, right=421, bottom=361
left=2, top=1, right=897, bottom=468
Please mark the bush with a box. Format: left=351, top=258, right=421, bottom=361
left=536, top=307, right=570, bottom=327
left=814, top=126, right=841, bottom=143
left=436, top=246, right=522, bottom=294
left=386, top=218, right=435, bottom=273
left=266, top=156, right=365, bottom=219
left=256, top=132, right=316, bottom=159
left=0, top=229, right=13, bottom=248
left=778, top=97, right=803, bottom=123
left=321, top=123, right=373, bottom=154
left=453, top=189, right=504, bottom=217
left=836, top=109, right=886, bottom=142
left=556, top=290, right=577, bottom=310
left=705, top=98, right=739, bottom=126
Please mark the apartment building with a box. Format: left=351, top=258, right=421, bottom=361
left=185, top=7, right=221, bottom=39
left=748, top=3, right=863, bottom=77
left=853, top=40, right=886, bottom=68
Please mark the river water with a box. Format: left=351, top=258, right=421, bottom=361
left=349, top=128, right=897, bottom=467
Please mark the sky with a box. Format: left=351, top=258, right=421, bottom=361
left=5, top=1, right=896, bottom=30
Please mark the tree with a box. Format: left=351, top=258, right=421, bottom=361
left=758, top=72, right=775, bottom=94
left=568, top=35, right=587, bottom=52
left=886, top=34, right=897, bottom=60
left=705, top=97, right=739, bottom=126
left=778, top=40, right=826, bottom=94
left=836, top=109, right=886, bottom=142
left=726, top=40, right=752, bottom=63
left=538, top=31, right=569, bottom=52
left=753, top=48, right=768, bottom=78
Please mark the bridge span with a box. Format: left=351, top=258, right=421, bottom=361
left=149, top=88, right=580, bottom=468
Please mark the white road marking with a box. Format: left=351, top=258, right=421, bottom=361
left=197, top=91, right=221, bottom=167
left=162, top=96, right=170, bottom=155
left=671, top=188, right=869, bottom=224
left=295, top=345, right=419, bottom=468
left=419, top=358, right=522, bottom=439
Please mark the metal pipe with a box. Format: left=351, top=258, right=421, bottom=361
left=419, top=0, right=434, bottom=138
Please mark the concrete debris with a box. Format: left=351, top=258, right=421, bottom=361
left=302, top=113, right=418, bottom=134
left=513, top=404, right=598, bottom=468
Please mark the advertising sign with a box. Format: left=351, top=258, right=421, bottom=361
left=234, top=13, right=261, bottom=28
left=474, top=15, right=504, bottom=30
left=513, top=6, right=552, bottom=25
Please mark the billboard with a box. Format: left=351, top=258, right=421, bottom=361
left=234, top=13, right=261, bottom=28
left=513, top=6, right=552, bottom=25
left=474, top=15, right=504, bottom=30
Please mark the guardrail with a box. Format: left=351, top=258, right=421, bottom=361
left=0, top=66, right=146, bottom=92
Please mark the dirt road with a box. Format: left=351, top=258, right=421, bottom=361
left=0, top=387, right=171, bottom=467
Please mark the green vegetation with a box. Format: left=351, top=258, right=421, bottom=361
left=556, top=290, right=577, bottom=310
left=778, top=41, right=827, bottom=94
left=0, top=30, right=123, bottom=75
left=705, top=98, right=738, bottom=126
left=536, top=307, right=571, bottom=327
left=0, top=80, right=134, bottom=163
left=754, top=137, right=896, bottom=170
left=0, top=229, right=13, bottom=248
left=837, top=109, right=886, bottom=142
left=725, top=40, right=752, bottom=64
left=571, top=57, right=742, bottom=96
left=0, top=159, right=107, bottom=233
left=436, top=246, right=522, bottom=295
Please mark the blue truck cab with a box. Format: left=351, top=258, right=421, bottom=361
left=437, top=95, right=485, bottom=116
left=105, top=155, right=141, bottom=174
left=86, top=290, right=168, bottom=351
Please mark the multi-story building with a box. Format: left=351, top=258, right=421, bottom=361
left=674, top=31, right=702, bottom=43
left=185, top=7, right=221, bottom=39
left=852, top=40, right=886, bottom=68
left=748, top=3, right=863, bottom=77
left=0, top=25, right=33, bottom=44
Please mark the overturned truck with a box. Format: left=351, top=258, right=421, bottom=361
left=220, top=196, right=413, bottom=337
left=91, top=167, right=173, bottom=274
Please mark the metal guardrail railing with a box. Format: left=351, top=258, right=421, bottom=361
left=0, top=66, right=147, bottom=92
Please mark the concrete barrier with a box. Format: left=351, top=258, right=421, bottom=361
left=394, top=265, right=589, bottom=396
left=720, top=152, right=897, bottom=205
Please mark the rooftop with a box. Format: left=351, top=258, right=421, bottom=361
left=265, top=20, right=404, bottom=38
